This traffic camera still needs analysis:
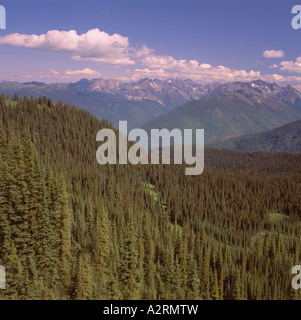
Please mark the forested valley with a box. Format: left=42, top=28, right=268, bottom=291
left=0, top=94, right=300, bottom=300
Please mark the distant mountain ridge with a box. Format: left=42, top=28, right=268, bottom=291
left=3, top=77, right=300, bottom=107
left=206, top=79, right=301, bottom=102
left=68, top=78, right=210, bottom=106
left=0, top=80, right=171, bottom=129
left=143, top=89, right=301, bottom=144
left=1, top=78, right=301, bottom=134
left=210, top=119, right=301, bottom=152
left=67, top=78, right=301, bottom=105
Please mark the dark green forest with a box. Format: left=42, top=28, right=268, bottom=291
left=0, top=94, right=300, bottom=300
left=210, top=119, right=301, bottom=152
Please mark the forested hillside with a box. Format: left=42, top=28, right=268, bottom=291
left=0, top=83, right=167, bottom=130
left=0, top=94, right=300, bottom=300
left=210, top=119, right=301, bottom=152
left=143, top=91, right=301, bottom=144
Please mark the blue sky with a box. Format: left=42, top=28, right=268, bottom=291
left=0, top=0, right=301, bottom=87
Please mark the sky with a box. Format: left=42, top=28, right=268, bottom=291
left=0, top=0, right=301, bottom=88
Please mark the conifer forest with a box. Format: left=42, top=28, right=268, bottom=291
left=0, top=95, right=300, bottom=300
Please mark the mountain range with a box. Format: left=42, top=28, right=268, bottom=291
left=143, top=82, right=301, bottom=144
left=1, top=78, right=301, bottom=145
left=0, top=77, right=213, bottom=129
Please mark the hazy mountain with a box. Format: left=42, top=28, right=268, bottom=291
left=1, top=78, right=300, bottom=133
left=0, top=80, right=171, bottom=129
left=69, top=78, right=301, bottom=105
left=0, top=77, right=222, bottom=118
left=143, top=89, right=301, bottom=144
left=0, top=78, right=212, bottom=129
left=69, top=77, right=210, bottom=106
left=210, top=119, right=301, bottom=152
left=206, top=79, right=301, bottom=102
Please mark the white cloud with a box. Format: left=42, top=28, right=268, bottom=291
left=269, top=64, right=279, bottom=69
left=134, top=53, right=261, bottom=82
left=32, top=68, right=102, bottom=82
left=64, top=68, right=101, bottom=77
left=263, top=50, right=285, bottom=58
left=131, top=68, right=172, bottom=80
left=132, top=45, right=154, bottom=58
left=0, top=28, right=263, bottom=82
left=2, top=28, right=300, bottom=85
left=0, top=28, right=134, bottom=65
left=262, top=73, right=301, bottom=83
left=279, top=57, right=301, bottom=73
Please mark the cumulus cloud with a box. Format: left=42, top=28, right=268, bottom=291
left=134, top=53, right=261, bottom=82
left=262, top=73, right=301, bottom=83
left=0, top=28, right=134, bottom=65
left=0, top=28, right=263, bottom=82
left=263, top=50, right=285, bottom=58
left=2, top=28, right=299, bottom=85
left=132, top=68, right=173, bottom=80
left=132, top=45, right=154, bottom=58
left=279, top=57, right=301, bottom=73
left=64, top=68, right=101, bottom=77
left=34, top=68, right=102, bottom=82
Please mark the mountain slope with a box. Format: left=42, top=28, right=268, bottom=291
left=68, top=78, right=301, bottom=105
left=143, top=91, right=301, bottom=144
left=207, top=79, right=301, bottom=102
left=1, top=94, right=301, bottom=300
left=210, top=119, right=301, bottom=152
left=0, top=81, right=168, bottom=129
left=1, top=78, right=301, bottom=133
left=68, top=77, right=209, bottom=106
